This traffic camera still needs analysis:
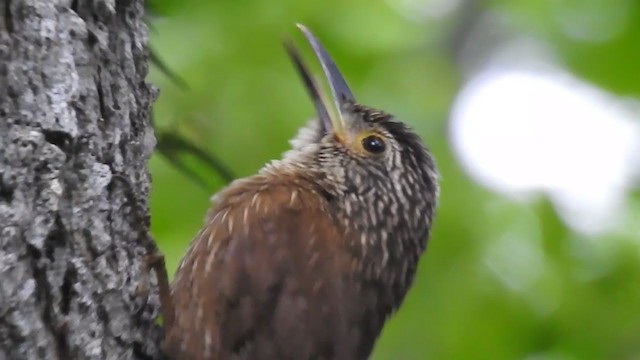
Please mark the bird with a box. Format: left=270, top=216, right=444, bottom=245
left=157, top=24, right=439, bottom=360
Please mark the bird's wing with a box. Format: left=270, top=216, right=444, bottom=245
left=164, top=183, right=363, bottom=360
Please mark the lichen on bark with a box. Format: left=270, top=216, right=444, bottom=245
left=0, top=0, right=162, bottom=358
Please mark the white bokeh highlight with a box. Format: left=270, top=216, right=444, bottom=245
left=450, top=67, right=640, bottom=235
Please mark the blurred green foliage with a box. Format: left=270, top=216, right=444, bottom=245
left=147, top=0, right=640, bottom=358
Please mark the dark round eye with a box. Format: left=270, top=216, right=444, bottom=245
left=361, top=135, right=386, bottom=154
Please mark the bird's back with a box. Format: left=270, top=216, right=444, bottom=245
left=164, top=174, right=384, bottom=360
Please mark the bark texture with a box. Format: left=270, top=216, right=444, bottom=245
left=0, top=0, right=161, bottom=359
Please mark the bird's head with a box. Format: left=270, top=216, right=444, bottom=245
left=276, top=24, right=439, bottom=276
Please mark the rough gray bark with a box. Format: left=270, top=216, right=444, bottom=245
left=0, top=0, right=162, bottom=359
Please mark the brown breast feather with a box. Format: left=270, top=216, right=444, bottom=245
left=164, top=176, right=374, bottom=360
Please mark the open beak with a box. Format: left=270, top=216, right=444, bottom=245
left=284, top=24, right=356, bottom=138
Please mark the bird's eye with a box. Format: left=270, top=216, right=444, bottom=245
left=361, top=135, right=386, bottom=154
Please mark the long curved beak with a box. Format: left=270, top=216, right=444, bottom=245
left=284, top=24, right=355, bottom=137
left=284, top=40, right=336, bottom=134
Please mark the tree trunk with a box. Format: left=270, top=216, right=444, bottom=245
left=0, top=0, right=162, bottom=359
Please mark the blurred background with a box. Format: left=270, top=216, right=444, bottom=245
left=146, top=0, right=640, bottom=358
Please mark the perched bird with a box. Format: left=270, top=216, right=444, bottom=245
left=159, top=24, right=439, bottom=360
